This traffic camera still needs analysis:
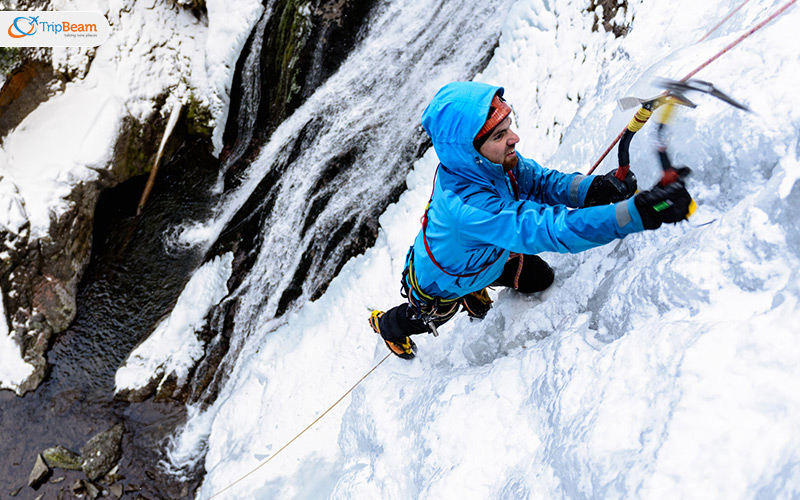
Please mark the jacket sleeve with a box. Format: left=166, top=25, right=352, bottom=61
left=456, top=191, right=645, bottom=254
left=513, top=156, right=595, bottom=208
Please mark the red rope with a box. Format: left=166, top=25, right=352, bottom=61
left=681, top=0, right=797, bottom=81
left=587, top=0, right=797, bottom=175
left=696, top=0, right=754, bottom=42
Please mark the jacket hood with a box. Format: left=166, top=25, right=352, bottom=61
left=421, top=81, right=508, bottom=184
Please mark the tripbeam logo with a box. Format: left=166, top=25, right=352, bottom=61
left=1, top=11, right=109, bottom=47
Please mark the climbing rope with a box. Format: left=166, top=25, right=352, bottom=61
left=696, top=0, right=755, bottom=42
left=587, top=0, right=798, bottom=175
left=681, top=0, right=796, bottom=81
left=205, top=353, right=392, bottom=499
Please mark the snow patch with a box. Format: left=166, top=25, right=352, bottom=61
left=114, top=252, right=233, bottom=393
left=0, top=286, right=34, bottom=393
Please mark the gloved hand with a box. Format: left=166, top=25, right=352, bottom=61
left=634, top=173, right=693, bottom=230
left=585, top=168, right=637, bottom=207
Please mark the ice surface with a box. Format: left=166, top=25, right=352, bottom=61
left=0, top=286, right=34, bottom=394
left=142, top=0, right=800, bottom=498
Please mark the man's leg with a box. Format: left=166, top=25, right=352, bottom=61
left=370, top=300, right=460, bottom=359
left=377, top=303, right=428, bottom=344
left=492, top=254, right=554, bottom=293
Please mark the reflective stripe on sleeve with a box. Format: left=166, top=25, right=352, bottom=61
left=570, top=175, right=587, bottom=205
left=616, top=200, right=633, bottom=227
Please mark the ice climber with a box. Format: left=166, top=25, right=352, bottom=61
left=369, top=81, right=694, bottom=359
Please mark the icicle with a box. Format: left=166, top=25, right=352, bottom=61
left=137, top=99, right=183, bottom=216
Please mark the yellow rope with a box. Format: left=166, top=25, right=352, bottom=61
left=206, top=353, right=393, bottom=499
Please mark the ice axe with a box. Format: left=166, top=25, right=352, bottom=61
left=613, top=78, right=749, bottom=183
left=649, top=78, right=749, bottom=189
left=611, top=90, right=695, bottom=183
left=654, top=78, right=750, bottom=112
left=617, top=78, right=749, bottom=112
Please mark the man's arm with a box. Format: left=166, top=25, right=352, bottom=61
left=513, top=155, right=636, bottom=208
left=457, top=190, right=644, bottom=255
left=513, top=155, right=596, bottom=208
left=458, top=178, right=693, bottom=255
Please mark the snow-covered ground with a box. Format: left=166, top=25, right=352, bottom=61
left=0, top=0, right=262, bottom=393
left=161, top=0, right=800, bottom=498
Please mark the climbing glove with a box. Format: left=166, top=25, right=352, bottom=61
left=585, top=168, right=638, bottom=207
left=634, top=169, right=693, bottom=230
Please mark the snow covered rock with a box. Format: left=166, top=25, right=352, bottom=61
left=0, top=0, right=263, bottom=394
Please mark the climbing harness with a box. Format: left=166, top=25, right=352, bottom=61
left=402, top=252, right=461, bottom=336
left=206, top=353, right=392, bottom=499
left=588, top=0, right=798, bottom=175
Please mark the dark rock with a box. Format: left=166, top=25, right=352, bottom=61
left=80, top=424, right=124, bottom=481
left=109, top=483, right=124, bottom=498
left=27, top=453, right=50, bottom=488
left=84, top=481, right=101, bottom=499
left=42, top=445, right=83, bottom=470
left=70, top=479, right=83, bottom=494
left=115, top=374, right=160, bottom=403
left=0, top=59, right=57, bottom=139
left=69, top=478, right=100, bottom=498
left=99, top=464, right=125, bottom=484
left=588, top=0, right=630, bottom=37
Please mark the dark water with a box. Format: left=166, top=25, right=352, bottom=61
left=0, top=139, right=219, bottom=499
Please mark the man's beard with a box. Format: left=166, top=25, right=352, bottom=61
left=502, top=153, right=518, bottom=170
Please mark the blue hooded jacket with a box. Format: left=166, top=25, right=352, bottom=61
left=408, top=81, right=645, bottom=299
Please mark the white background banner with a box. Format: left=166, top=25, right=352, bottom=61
left=1, top=11, right=109, bottom=47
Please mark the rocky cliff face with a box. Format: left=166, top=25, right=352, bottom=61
left=0, top=0, right=241, bottom=395
left=0, top=45, right=177, bottom=395
left=0, top=0, right=381, bottom=397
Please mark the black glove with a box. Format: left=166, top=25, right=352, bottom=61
left=634, top=177, right=693, bottom=230
left=585, top=168, right=637, bottom=207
